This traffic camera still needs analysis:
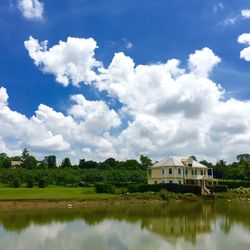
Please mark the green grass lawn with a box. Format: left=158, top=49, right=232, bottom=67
left=0, top=186, right=118, bottom=200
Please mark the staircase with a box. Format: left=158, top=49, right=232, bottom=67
left=201, top=184, right=214, bottom=199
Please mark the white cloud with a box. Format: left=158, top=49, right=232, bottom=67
left=188, top=47, right=221, bottom=77
left=11, top=36, right=250, bottom=162
left=0, top=87, right=8, bottom=109
left=213, top=2, right=224, bottom=13
left=24, top=36, right=102, bottom=86
left=222, top=16, right=238, bottom=26
left=0, top=87, right=70, bottom=156
left=238, top=33, right=250, bottom=61
left=241, top=9, right=250, bottom=19
left=123, top=38, right=133, bottom=49
left=18, top=0, right=44, bottom=20
left=69, top=94, right=121, bottom=134
left=0, top=86, right=120, bottom=161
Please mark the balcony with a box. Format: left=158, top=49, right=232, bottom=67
left=185, top=174, right=213, bottom=180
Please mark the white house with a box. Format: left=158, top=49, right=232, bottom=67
left=148, top=156, right=214, bottom=189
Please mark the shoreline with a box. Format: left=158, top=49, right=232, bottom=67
left=0, top=199, right=168, bottom=210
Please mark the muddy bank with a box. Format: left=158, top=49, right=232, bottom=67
left=0, top=199, right=167, bottom=210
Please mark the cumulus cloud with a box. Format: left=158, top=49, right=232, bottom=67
left=241, top=9, right=250, bottom=19
left=24, top=36, right=102, bottom=86
left=238, top=33, right=250, bottom=61
left=9, top=36, right=250, bottom=162
left=188, top=47, right=221, bottom=77
left=69, top=94, right=121, bottom=134
left=0, top=86, right=120, bottom=161
left=0, top=87, right=8, bottom=109
left=18, top=0, right=44, bottom=20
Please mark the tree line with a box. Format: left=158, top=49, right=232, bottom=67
left=0, top=149, right=249, bottom=187
left=0, top=149, right=153, bottom=170
left=0, top=149, right=151, bottom=186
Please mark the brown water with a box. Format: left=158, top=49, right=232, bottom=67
left=0, top=201, right=249, bottom=250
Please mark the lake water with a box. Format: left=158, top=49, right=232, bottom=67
left=0, top=201, right=249, bottom=250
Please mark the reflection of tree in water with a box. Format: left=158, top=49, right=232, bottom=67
left=216, top=201, right=250, bottom=234
left=0, top=201, right=249, bottom=245
left=141, top=202, right=215, bottom=245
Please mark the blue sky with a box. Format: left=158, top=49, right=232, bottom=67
left=1, top=0, right=250, bottom=162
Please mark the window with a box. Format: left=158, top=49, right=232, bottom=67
left=188, top=163, right=192, bottom=167
left=192, top=170, right=194, bottom=176
left=169, top=168, right=172, bottom=175
left=169, top=180, right=173, bottom=184
left=185, top=169, right=188, bottom=175
left=162, top=169, right=164, bottom=175
left=195, top=170, right=197, bottom=176
left=154, top=180, right=157, bottom=184
left=178, top=180, right=182, bottom=184
left=201, top=169, right=204, bottom=175
left=162, top=180, right=165, bottom=184
left=148, top=169, right=152, bottom=177
left=178, top=168, right=181, bottom=175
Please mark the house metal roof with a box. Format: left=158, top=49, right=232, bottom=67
left=151, top=156, right=207, bottom=169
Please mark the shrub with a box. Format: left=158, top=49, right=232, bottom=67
left=38, top=178, right=47, bottom=188
left=95, top=183, right=116, bottom=193
left=127, top=184, right=139, bottom=193
left=207, top=185, right=228, bottom=193
left=135, top=183, right=201, bottom=195
left=12, top=177, right=20, bottom=188
left=181, top=193, right=198, bottom=201
left=27, top=178, right=34, bottom=188
left=159, top=189, right=171, bottom=200
left=218, top=180, right=250, bottom=189
left=115, top=187, right=127, bottom=194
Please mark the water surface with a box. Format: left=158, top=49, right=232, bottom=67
left=0, top=201, right=249, bottom=250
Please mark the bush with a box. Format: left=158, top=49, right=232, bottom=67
left=218, top=180, right=250, bottom=189
left=159, top=189, right=171, bottom=200
left=134, top=183, right=202, bottom=195
left=38, top=178, right=47, bottom=188
left=12, top=177, right=20, bottom=188
left=180, top=193, right=198, bottom=201
left=95, top=183, right=116, bottom=194
left=127, top=184, right=139, bottom=193
left=207, top=185, right=228, bottom=193
left=27, top=178, right=34, bottom=188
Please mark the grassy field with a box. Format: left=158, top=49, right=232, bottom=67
left=0, top=186, right=118, bottom=200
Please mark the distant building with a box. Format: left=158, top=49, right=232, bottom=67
left=11, top=161, right=22, bottom=168
left=148, top=156, right=214, bottom=191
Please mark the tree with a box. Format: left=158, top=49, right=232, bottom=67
left=190, top=155, right=197, bottom=161
left=60, top=158, right=72, bottom=168
left=79, top=160, right=99, bottom=169
left=140, top=155, right=153, bottom=169
left=200, top=160, right=214, bottom=169
left=25, top=156, right=37, bottom=170
left=123, top=160, right=141, bottom=170
left=38, top=178, right=47, bottom=188
left=103, top=158, right=117, bottom=168
left=10, top=156, right=21, bottom=161
left=20, top=148, right=38, bottom=169
left=236, top=154, right=250, bottom=162
left=12, top=177, right=20, bottom=188
left=21, top=148, right=30, bottom=163
left=44, top=155, right=57, bottom=169
left=2, top=158, right=11, bottom=169
left=0, top=153, right=8, bottom=168
left=78, top=159, right=86, bottom=169
left=214, top=160, right=227, bottom=179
